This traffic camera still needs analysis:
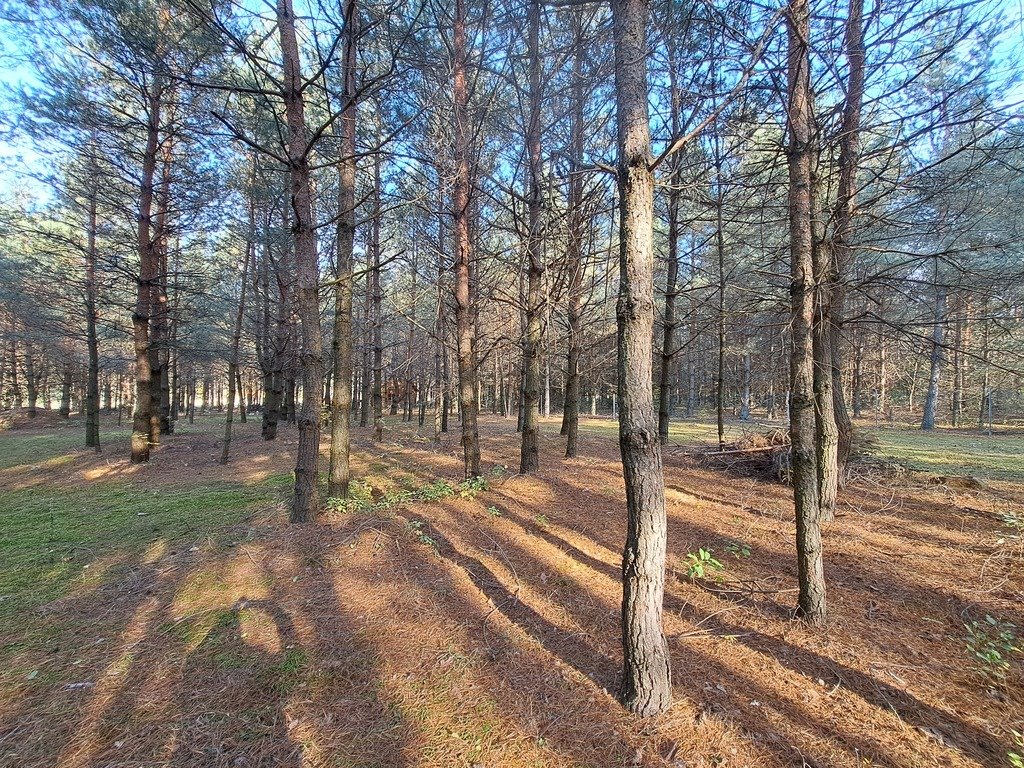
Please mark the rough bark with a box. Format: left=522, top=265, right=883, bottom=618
left=328, top=0, right=358, bottom=499
left=787, top=0, right=826, bottom=626
left=278, top=0, right=324, bottom=523
left=611, top=0, right=671, bottom=717
left=829, top=0, right=864, bottom=470
left=519, top=0, right=544, bottom=474
left=131, top=80, right=163, bottom=463
left=453, top=0, right=481, bottom=478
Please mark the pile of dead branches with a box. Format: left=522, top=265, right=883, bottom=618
left=694, top=428, right=792, bottom=482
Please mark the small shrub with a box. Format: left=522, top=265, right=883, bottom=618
left=405, top=519, right=437, bottom=549
left=419, top=479, right=456, bottom=502
left=486, top=506, right=502, bottom=518
left=459, top=476, right=488, bottom=499
left=1009, top=730, right=1024, bottom=768
left=725, top=541, right=751, bottom=559
left=326, top=479, right=374, bottom=513
left=965, top=615, right=1020, bottom=680
left=685, top=548, right=724, bottom=580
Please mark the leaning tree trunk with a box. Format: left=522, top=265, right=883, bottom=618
left=278, top=0, right=325, bottom=523
left=611, top=0, right=672, bottom=718
left=519, top=0, right=544, bottom=474
left=452, top=0, right=481, bottom=479
left=787, top=0, right=826, bottom=626
left=328, top=0, right=358, bottom=500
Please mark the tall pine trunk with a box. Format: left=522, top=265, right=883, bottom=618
left=328, top=0, right=358, bottom=499
left=519, top=0, right=544, bottom=474
left=278, top=0, right=325, bottom=523
left=452, top=0, right=481, bottom=478
left=131, top=81, right=163, bottom=463
left=787, top=0, right=826, bottom=626
left=611, top=0, right=671, bottom=717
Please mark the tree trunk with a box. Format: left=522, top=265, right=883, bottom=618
left=921, top=260, right=945, bottom=431
left=370, top=154, right=384, bottom=443
left=714, top=166, right=726, bottom=450
left=452, top=0, right=481, bottom=478
left=519, top=0, right=544, bottom=474
left=131, top=80, right=163, bottom=463
left=611, top=0, right=671, bottom=717
left=279, top=0, right=324, bottom=522
left=657, top=37, right=682, bottom=446
left=739, top=350, right=751, bottom=420
left=58, top=362, right=72, bottom=418
left=328, top=0, right=358, bottom=499
left=830, top=0, right=864, bottom=469
left=220, top=220, right=252, bottom=465
left=787, top=0, right=826, bottom=626
left=150, top=124, right=174, bottom=440
left=85, top=157, right=101, bottom=449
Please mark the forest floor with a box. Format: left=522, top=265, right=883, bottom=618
left=0, top=411, right=1022, bottom=768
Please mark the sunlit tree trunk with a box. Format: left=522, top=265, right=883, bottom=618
left=611, top=0, right=671, bottom=717
left=328, top=0, right=358, bottom=499
left=131, top=80, right=163, bottom=463
left=520, top=0, right=544, bottom=473
left=452, top=0, right=481, bottom=478
left=278, top=0, right=324, bottom=522
left=787, top=0, right=826, bottom=625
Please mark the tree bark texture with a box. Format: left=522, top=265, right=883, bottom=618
left=611, top=0, right=672, bottom=717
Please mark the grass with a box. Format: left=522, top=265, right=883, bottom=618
left=866, top=426, right=1024, bottom=481
left=571, top=415, right=754, bottom=445
left=0, top=482, right=267, bottom=621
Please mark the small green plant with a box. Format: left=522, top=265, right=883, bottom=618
left=458, top=476, right=488, bottom=499
left=486, top=506, right=502, bottom=518
left=405, top=519, right=437, bottom=549
left=326, top=479, right=374, bottom=513
left=685, top=548, right=724, bottom=580
left=419, top=479, right=456, bottom=502
left=535, top=513, right=549, bottom=527
left=725, top=541, right=751, bottom=559
left=965, top=615, right=1020, bottom=680
left=1008, top=730, right=1024, bottom=768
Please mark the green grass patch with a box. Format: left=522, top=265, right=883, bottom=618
left=0, top=482, right=268, bottom=621
left=573, top=416, right=754, bottom=445
left=262, top=647, right=309, bottom=695
left=868, top=427, right=1024, bottom=481
left=0, top=428, right=123, bottom=470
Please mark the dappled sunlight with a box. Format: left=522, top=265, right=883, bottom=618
left=55, top=583, right=166, bottom=768
left=2, top=415, right=1021, bottom=767
left=237, top=605, right=284, bottom=655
